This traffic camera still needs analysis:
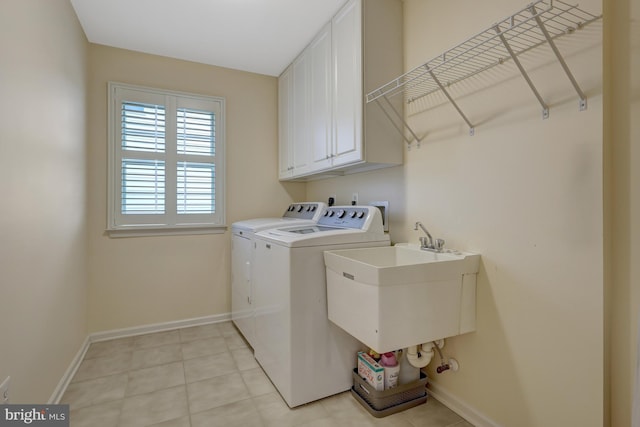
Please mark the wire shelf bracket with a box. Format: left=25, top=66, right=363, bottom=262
left=366, top=0, right=602, bottom=146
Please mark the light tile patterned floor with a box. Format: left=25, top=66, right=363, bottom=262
left=62, top=322, right=472, bottom=427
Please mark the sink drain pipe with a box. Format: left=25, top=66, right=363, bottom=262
left=406, top=340, right=456, bottom=373
left=406, top=342, right=436, bottom=368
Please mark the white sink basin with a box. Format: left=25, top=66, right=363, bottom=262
left=324, top=244, right=480, bottom=353
left=324, top=244, right=479, bottom=286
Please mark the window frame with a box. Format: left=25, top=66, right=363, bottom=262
left=107, top=82, right=226, bottom=237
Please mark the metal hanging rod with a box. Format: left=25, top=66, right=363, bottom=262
left=366, top=0, right=602, bottom=144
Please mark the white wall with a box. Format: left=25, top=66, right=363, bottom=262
left=86, top=45, right=305, bottom=333
left=307, top=0, right=604, bottom=425
left=0, top=0, right=88, bottom=403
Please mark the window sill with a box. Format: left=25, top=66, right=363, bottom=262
left=106, top=224, right=227, bottom=238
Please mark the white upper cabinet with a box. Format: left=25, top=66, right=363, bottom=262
left=278, top=65, right=293, bottom=179
left=279, top=26, right=329, bottom=179
left=331, top=0, right=363, bottom=167
left=279, top=54, right=312, bottom=179
left=291, top=52, right=311, bottom=176
left=309, top=23, right=333, bottom=172
left=279, top=0, right=403, bottom=180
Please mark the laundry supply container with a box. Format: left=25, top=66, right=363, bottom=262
left=351, top=368, right=428, bottom=417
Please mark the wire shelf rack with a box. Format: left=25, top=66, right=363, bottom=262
left=366, top=0, right=602, bottom=143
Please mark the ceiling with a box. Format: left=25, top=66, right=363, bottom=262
left=70, top=0, right=347, bottom=77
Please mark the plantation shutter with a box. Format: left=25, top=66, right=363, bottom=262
left=177, top=108, right=215, bottom=215
left=121, top=102, right=166, bottom=215
left=108, top=83, right=225, bottom=234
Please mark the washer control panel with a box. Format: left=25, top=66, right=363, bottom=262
left=318, top=206, right=371, bottom=229
left=282, top=202, right=325, bottom=220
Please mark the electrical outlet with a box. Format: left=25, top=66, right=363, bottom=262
left=351, top=192, right=359, bottom=206
left=1, top=376, right=10, bottom=404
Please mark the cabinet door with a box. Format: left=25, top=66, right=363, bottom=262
left=332, top=0, right=363, bottom=166
left=309, top=23, right=333, bottom=172
left=278, top=66, right=293, bottom=179
left=291, top=52, right=311, bottom=175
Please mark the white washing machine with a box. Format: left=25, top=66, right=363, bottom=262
left=231, top=202, right=326, bottom=348
left=252, top=206, right=390, bottom=407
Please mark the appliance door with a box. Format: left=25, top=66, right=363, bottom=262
left=252, top=240, right=293, bottom=403
left=231, top=232, right=255, bottom=347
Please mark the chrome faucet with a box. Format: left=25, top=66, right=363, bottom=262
left=414, top=221, right=445, bottom=252
left=414, top=222, right=433, bottom=249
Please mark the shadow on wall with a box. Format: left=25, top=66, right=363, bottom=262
left=426, top=257, right=533, bottom=425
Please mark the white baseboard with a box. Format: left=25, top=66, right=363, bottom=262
left=49, top=313, right=232, bottom=403
left=89, top=313, right=231, bottom=343
left=428, top=382, right=502, bottom=427
left=48, top=336, right=90, bottom=404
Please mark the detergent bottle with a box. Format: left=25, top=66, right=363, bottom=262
left=380, top=352, right=400, bottom=389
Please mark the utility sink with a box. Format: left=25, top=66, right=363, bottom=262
left=325, top=244, right=479, bottom=286
left=324, top=244, right=480, bottom=353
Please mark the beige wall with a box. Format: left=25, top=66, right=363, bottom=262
left=86, top=45, right=305, bottom=332
left=308, top=0, right=604, bottom=425
left=607, top=0, right=640, bottom=425
left=0, top=0, right=88, bottom=403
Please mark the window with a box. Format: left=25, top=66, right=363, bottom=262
left=108, top=82, right=225, bottom=236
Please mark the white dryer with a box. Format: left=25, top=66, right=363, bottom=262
left=252, top=206, right=390, bottom=407
left=231, top=202, right=326, bottom=348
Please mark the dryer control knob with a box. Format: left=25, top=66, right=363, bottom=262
left=297, top=205, right=304, bottom=212
left=357, top=211, right=365, bottom=219
left=349, top=211, right=357, bottom=218
left=336, top=209, right=346, bottom=218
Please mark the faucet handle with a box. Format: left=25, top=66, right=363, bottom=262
left=419, top=236, right=429, bottom=249
left=434, top=238, right=445, bottom=251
